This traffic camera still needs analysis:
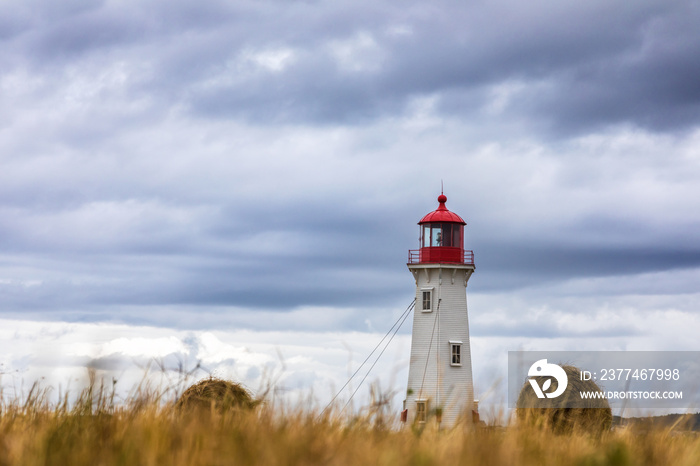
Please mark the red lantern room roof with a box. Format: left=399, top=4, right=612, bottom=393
left=418, top=194, right=466, bottom=225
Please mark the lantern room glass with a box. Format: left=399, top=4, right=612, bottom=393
left=421, top=223, right=463, bottom=249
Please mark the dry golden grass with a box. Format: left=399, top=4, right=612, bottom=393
left=1, top=377, right=699, bottom=466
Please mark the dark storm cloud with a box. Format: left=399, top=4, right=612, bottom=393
left=5, top=0, right=699, bottom=134
left=474, top=244, right=700, bottom=293
left=3, top=188, right=698, bottom=319
left=194, top=0, right=700, bottom=133
left=1, top=0, right=700, bottom=333
left=0, top=193, right=416, bottom=316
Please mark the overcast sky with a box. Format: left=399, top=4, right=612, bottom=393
left=2, top=0, right=700, bottom=413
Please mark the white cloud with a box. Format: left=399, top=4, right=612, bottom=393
left=85, top=336, right=187, bottom=359
left=483, top=80, right=528, bottom=115
left=196, top=332, right=273, bottom=366
left=0, top=319, right=411, bottom=410
left=328, top=31, right=384, bottom=73
left=242, top=47, right=297, bottom=73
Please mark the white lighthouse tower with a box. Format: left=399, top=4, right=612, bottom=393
left=403, top=193, right=475, bottom=427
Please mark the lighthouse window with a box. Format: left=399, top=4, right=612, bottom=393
left=422, top=225, right=430, bottom=247
left=415, top=401, right=427, bottom=423
left=431, top=226, right=442, bottom=246
left=422, top=291, right=432, bottom=311
left=451, top=343, right=462, bottom=366
left=442, top=224, right=453, bottom=246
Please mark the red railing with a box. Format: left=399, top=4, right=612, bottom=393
left=408, top=248, right=474, bottom=265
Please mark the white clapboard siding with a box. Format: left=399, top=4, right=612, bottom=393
left=405, top=264, right=475, bottom=427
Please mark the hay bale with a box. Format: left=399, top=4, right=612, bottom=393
left=516, top=364, right=612, bottom=434
left=176, top=377, right=258, bottom=412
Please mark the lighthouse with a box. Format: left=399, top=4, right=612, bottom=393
left=403, top=193, right=475, bottom=426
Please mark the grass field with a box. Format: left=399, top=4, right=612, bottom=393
left=1, top=376, right=699, bottom=465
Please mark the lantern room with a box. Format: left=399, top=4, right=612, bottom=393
left=408, top=194, right=474, bottom=265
